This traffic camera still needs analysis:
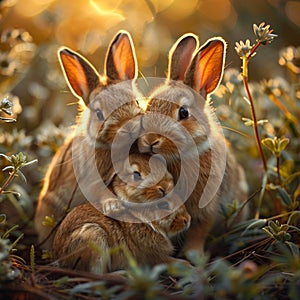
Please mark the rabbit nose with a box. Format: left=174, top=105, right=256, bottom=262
left=151, top=139, right=161, bottom=153
left=158, top=187, right=166, bottom=198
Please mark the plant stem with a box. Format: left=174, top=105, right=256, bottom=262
left=276, top=156, right=281, bottom=185
left=0, top=170, right=16, bottom=194
left=242, top=78, right=268, bottom=171
left=242, top=42, right=268, bottom=172
left=255, top=172, right=268, bottom=219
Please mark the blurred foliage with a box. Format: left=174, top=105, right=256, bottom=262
left=0, top=0, right=300, bottom=299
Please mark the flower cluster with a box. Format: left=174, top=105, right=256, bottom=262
left=235, top=23, right=277, bottom=58
left=234, top=39, right=253, bottom=58
left=253, top=22, right=278, bottom=45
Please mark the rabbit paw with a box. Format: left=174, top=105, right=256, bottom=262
left=102, top=198, right=125, bottom=216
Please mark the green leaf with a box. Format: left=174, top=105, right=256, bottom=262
left=70, top=281, right=105, bottom=295
left=23, top=159, right=38, bottom=167
left=287, top=211, right=300, bottom=225
left=280, top=224, right=289, bottom=232
left=283, top=172, right=300, bottom=186
left=268, top=220, right=278, bottom=233
left=0, top=214, right=6, bottom=223
left=276, top=187, right=292, bottom=207
left=243, top=97, right=250, bottom=105
left=242, top=117, right=254, bottom=126
left=185, top=250, right=208, bottom=267
left=285, top=242, right=299, bottom=257
left=262, top=227, right=273, bottom=238
left=278, top=138, right=289, bottom=152
left=289, top=272, right=300, bottom=300
left=280, top=232, right=291, bottom=242
left=42, top=250, right=52, bottom=260
left=2, top=166, right=14, bottom=172
left=42, top=215, right=56, bottom=227
left=261, top=138, right=275, bottom=153
left=293, top=184, right=300, bottom=202
left=54, top=276, right=70, bottom=288
left=0, top=153, right=11, bottom=162
left=10, top=233, right=24, bottom=252
left=242, top=219, right=267, bottom=235
left=257, top=119, right=269, bottom=125
left=1, top=190, right=21, bottom=197
left=2, top=224, right=18, bottom=239
left=17, top=170, right=27, bottom=184
left=267, top=183, right=279, bottom=190
left=149, top=264, right=168, bottom=280
left=10, top=154, right=18, bottom=166
left=288, top=225, right=300, bottom=235
left=279, top=160, right=294, bottom=179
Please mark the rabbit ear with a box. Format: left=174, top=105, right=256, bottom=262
left=58, top=47, right=100, bottom=106
left=105, top=30, right=137, bottom=81
left=168, top=33, right=199, bottom=80
left=184, top=37, right=226, bottom=97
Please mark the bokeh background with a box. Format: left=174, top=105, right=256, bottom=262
left=1, top=0, right=300, bottom=129
left=0, top=0, right=300, bottom=218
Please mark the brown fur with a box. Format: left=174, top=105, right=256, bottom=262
left=138, top=34, right=248, bottom=255
left=53, top=154, right=191, bottom=274
left=35, top=31, right=143, bottom=250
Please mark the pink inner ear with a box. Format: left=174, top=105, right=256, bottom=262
left=59, top=48, right=100, bottom=105
left=178, top=43, right=196, bottom=80
left=60, top=53, right=89, bottom=99
left=168, top=34, right=199, bottom=81
left=194, top=39, right=225, bottom=95
left=112, top=36, right=136, bottom=80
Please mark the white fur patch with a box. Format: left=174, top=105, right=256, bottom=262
left=179, top=96, right=194, bottom=107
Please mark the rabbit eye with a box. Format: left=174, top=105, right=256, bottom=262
left=96, top=109, right=104, bottom=121
left=133, top=171, right=142, bottom=181
left=178, top=106, right=189, bottom=120
left=157, top=201, right=169, bottom=210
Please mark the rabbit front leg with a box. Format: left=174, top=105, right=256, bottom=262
left=179, top=217, right=214, bottom=257
left=101, top=197, right=125, bottom=217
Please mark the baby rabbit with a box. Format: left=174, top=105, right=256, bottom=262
left=138, top=33, right=248, bottom=255
left=53, top=153, right=191, bottom=274
left=35, top=31, right=143, bottom=250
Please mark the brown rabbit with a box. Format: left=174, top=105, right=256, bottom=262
left=138, top=33, right=248, bottom=255
left=53, top=153, right=191, bottom=274
left=35, top=31, right=143, bottom=250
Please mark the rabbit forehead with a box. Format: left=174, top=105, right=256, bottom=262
left=149, top=82, right=205, bottom=111
left=179, top=96, right=194, bottom=107
left=89, top=81, right=137, bottom=113
left=151, top=83, right=194, bottom=104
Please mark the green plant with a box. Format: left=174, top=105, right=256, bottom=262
left=235, top=22, right=278, bottom=173
left=0, top=152, right=37, bottom=194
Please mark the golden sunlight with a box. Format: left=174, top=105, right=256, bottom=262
left=89, top=0, right=125, bottom=20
